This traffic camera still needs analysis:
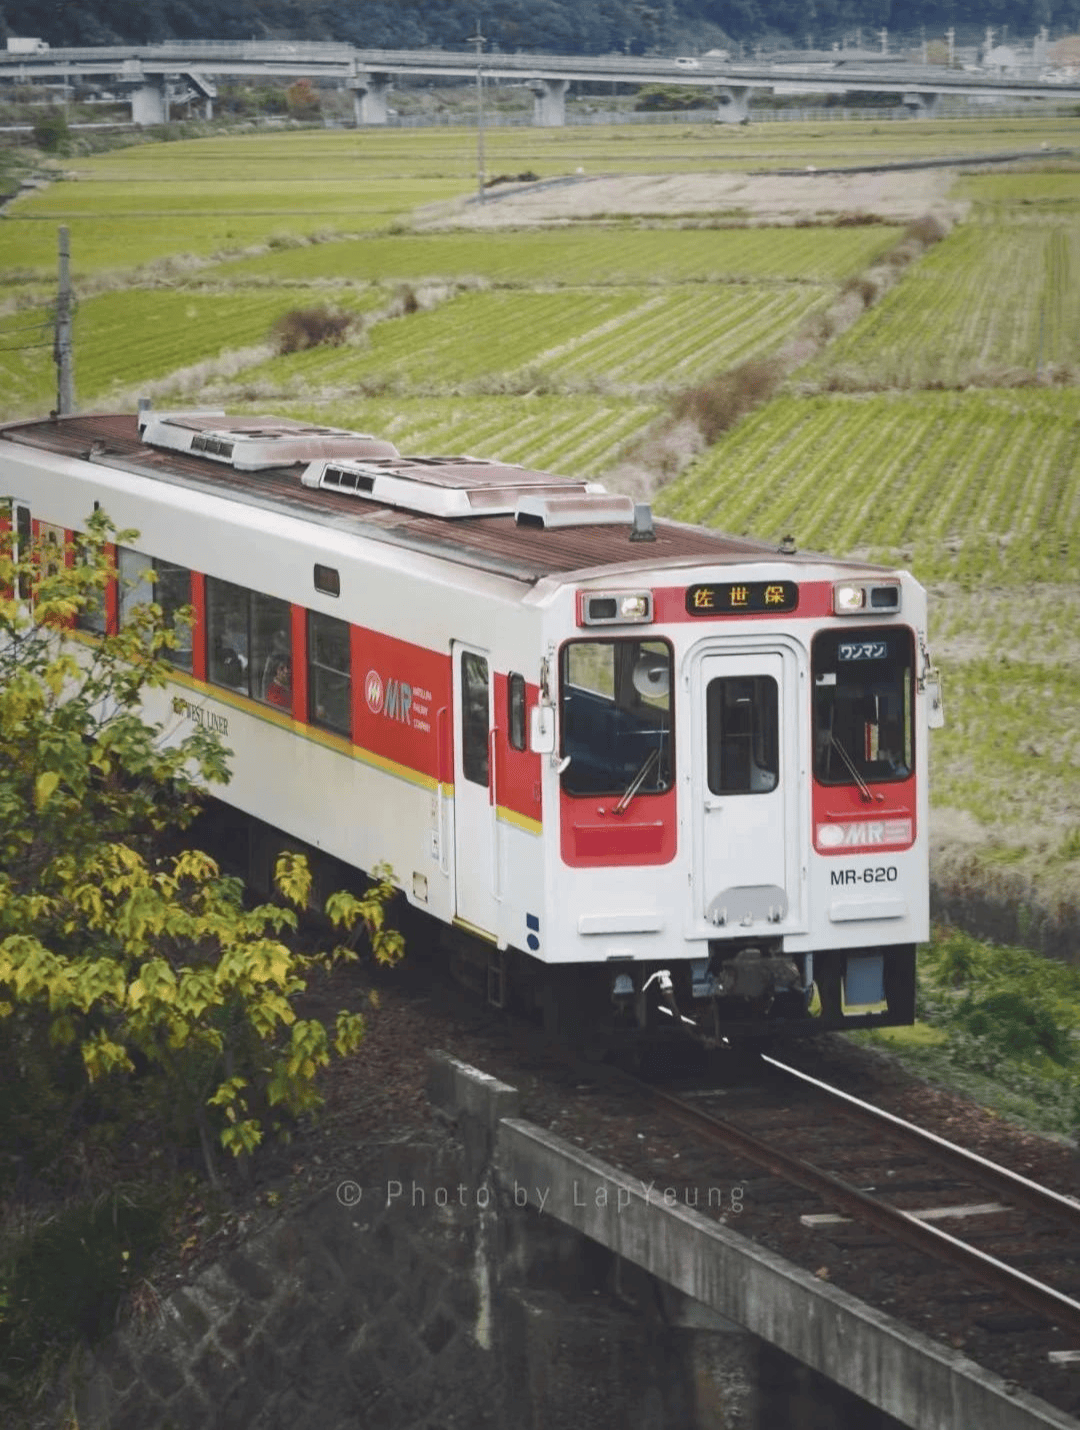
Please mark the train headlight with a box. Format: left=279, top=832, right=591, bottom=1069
left=834, top=583, right=866, bottom=612
left=833, top=581, right=901, bottom=615
left=580, top=590, right=653, bottom=625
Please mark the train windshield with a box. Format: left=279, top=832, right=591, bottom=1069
left=559, top=638, right=673, bottom=798
left=812, top=627, right=914, bottom=786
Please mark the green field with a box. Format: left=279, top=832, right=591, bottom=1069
left=806, top=218, right=1080, bottom=385
left=657, top=387, right=1080, bottom=583
left=236, top=282, right=831, bottom=396
left=1, top=116, right=1077, bottom=932
left=214, top=224, right=904, bottom=286
left=262, top=393, right=663, bottom=476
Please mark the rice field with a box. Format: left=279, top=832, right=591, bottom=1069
left=807, top=218, right=1080, bottom=384
left=213, top=224, right=904, bottom=287
left=656, top=387, right=1080, bottom=584
left=237, top=282, right=831, bottom=395
left=247, top=393, right=663, bottom=476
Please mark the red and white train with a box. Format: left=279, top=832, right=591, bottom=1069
left=1, top=409, right=943, bottom=1044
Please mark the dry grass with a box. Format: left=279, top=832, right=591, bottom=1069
left=272, top=305, right=354, bottom=356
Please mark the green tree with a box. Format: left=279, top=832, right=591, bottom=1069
left=0, top=511, right=402, bottom=1185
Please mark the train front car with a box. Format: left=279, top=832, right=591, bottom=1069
left=0, top=409, right=938, bottom=1051
left=534, top=529, right=939, bottom=1046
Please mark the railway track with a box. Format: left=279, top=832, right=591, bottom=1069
left=358, top=952, right=1080, bottom=1413
left=502, top=1032, right=1080, bottom=1414
left=644, top=1053, right=1080, bottom=1340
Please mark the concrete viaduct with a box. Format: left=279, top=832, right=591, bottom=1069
left=2, top=40, right=1079, bottom=127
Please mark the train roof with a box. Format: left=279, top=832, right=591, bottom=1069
left=2, top=411, right=851, bottom=587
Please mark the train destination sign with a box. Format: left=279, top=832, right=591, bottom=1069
left=685, top=580, right=798, bottom=616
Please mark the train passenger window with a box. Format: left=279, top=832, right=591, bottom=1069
left=812, top=627, right=914, bottom=786
left=38, top=523, right=64, bottom=582
left=115, top=549, right=194, bottom=664
left=71, top=532, right=106, bottom=637
left=461, top=651, right=490, bottom=787
left=559, top=639, right=673, bottom=798
left=313, top=564, right=340, bottom=597
left=250, top=590, right=291, bottom=706
left=154, top=560, right=193, bottom=671
left=706, top=677, right=778, bottom=795
left=308, top=611, right=351, bottom=736
left=73, top=557, right=107, bottom=636
left=117, top=548, right=155, bottom=628
left=206, top=578, right=292, bottom=701
left=15, top=503, right=31, bottom=600
left=508, top=672, right=526, bottom=752
left=207, top=578, right=251, bottom=693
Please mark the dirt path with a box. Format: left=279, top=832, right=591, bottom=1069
left=421, top=166, right=967, bottom=227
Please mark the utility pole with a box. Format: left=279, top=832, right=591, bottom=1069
left=55, top=225, right=75, bottom=416
left=467, top=24, right=486, bottom=205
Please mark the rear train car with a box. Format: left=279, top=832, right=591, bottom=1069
left=0, top=410, right=943, bottom=1045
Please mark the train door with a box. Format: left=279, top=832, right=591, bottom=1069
left=451, top=641, right=499, bottom=937
left=693, top=650, right=800, bottom=931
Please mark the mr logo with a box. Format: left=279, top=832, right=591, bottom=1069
left=385, top=679, right=412, bottom=724
left=365, top=669, right=412, bottom=724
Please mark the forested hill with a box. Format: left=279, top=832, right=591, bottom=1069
left=0, top=0, right=1074, bottom=54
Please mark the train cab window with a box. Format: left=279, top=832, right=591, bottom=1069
left=207, top=578, right=291, bottom=699
left=812, top=627, right=914, bottom=786
left=706, top=677, right=778, bottom=795
left=559, top=638, right=673, bottom=798
left=508, top=672, right=526, bottom=752
left=308, top=611, right=351, bottom=736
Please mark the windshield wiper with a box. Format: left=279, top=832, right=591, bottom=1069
left=614, top=747, right=661, bottom=815
left=829, top=735, right=878, bottom=803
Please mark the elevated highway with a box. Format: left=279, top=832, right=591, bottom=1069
left=2, top=40, right=1078, bottom=126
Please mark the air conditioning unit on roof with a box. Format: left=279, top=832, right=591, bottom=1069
left=139, top=411, right=398, bottom=471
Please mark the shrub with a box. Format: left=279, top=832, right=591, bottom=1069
left=904, top=213, right=949, bottom=249
left=285, top=80, right=321, bottom=121
left=672, top=357, right=783, bottom=444
left=272, top=305, right=353, bottom=354
left=0, top=1190, right=167, bottom=1386
left=841, top=275, right=880, bottom=309
left=634, top=84, right=712, bottom=112
left=32, top=108, right=69, bottom=153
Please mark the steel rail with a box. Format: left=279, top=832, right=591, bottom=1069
left=646, top=1080, right=1080, bottom=1339
left=763, top=1053, right=1080, bottom=1233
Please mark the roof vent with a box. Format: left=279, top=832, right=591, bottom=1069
left=139, top=412, right=398, bottom=471
left=303, top=455, right=608, bottom=520
left=514, top=492, right=635, bottom=530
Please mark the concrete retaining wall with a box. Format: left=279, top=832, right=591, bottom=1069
left=41, top=1053, right=1078, bottom=1430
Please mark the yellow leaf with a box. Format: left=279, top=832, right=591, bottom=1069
left=34, top=771, right=60, bottom=811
